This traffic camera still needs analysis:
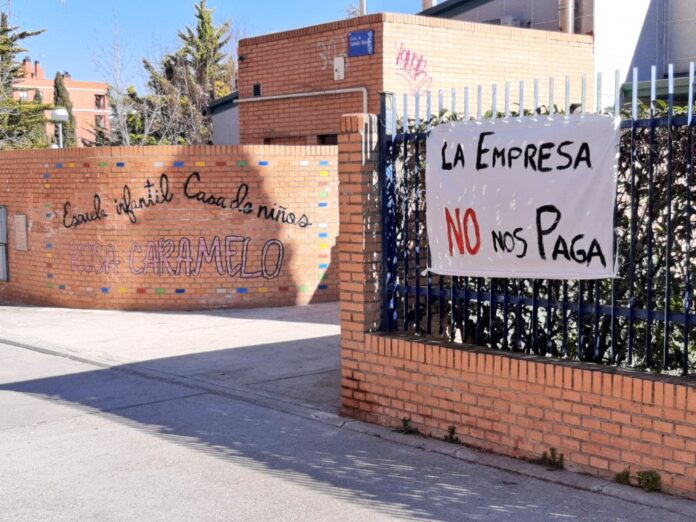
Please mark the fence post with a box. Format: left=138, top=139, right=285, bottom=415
left=338, top=112, right=381, bottom=418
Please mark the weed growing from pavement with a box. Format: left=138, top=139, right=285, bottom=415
left=444, top=425, right=460, bottom=444
left=536, top=447, right=565, bottom=470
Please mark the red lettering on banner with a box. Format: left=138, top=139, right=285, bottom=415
left=445, top=207, right=481, bottom=256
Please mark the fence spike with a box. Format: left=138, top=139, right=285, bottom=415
left=632, top=67, right=638, bottom=121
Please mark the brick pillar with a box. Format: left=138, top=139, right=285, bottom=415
left=338, top=113, right=381, bottom=420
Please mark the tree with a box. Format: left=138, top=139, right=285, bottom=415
left=0, top=12, right=49, bottom=149
left=90, top=0, right=236, bottom=146
left=53, top=72, right=76, bottom=147
left=177, top=0, right=233, bottom=100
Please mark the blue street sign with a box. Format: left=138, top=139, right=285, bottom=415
left=348, top=30, right=375, bottom=57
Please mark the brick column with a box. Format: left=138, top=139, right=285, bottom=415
left=338, top=113, right=381, bottom=420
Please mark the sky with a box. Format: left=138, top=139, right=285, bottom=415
left=9, top=0, right=423, bottom=90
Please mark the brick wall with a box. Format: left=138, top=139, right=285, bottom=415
left=338, top=114, right=696, bottom=498
left=0, top=145, right=338, bottom=310
left=238, top=15, right=384, bottom=145
left=239, top=13, right=593, bottom=145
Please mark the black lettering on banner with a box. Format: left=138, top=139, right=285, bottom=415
left=556, top=141, right=574, bottom=170
left=536, top=204, right=562, bottom=260
left=476, top=132, right=495, bottom=170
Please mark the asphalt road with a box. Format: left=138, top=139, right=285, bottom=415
left=1, top=338, right=693, bottom=521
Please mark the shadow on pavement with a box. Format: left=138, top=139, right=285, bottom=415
left=1, top=339, right=672, bottom=521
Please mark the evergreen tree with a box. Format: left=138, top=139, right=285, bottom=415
left=177, top=0, right=233, bottom=100
left=53, top=72, right=76, bottom=147
left=0, top=13, right=48, bottom=149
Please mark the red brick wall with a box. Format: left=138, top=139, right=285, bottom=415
left=239, top=14, right=593, bottom=145
left=338, top=113, right=696, bottom=499
left=0, top=145, right=338, bottom=310
left=238, top=15, right=384, bottom=145
left=344, top=334, right=696, bottom=497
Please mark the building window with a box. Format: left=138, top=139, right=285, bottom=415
left=95, top=94, right=106, bottom=109
left=95, top=115, right=105, bottom=128
left=318, top=134, right=338, bottom=145
left=18, top=91, right=28, bottom=101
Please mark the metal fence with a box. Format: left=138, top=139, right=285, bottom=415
left=379, top=64, right=696, bottom=376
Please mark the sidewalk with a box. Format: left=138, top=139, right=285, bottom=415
left=1, top=302, right=696, bottom=518
left=0, top=302, right=342, bottom=414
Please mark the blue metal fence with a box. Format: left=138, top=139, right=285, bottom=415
left=379, top=65, right=696, bottom=376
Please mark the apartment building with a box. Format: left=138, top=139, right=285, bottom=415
left=14, top=57, right=109, bottom=146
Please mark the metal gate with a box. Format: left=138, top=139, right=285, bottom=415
left=378, top=66, right=696, bottom=376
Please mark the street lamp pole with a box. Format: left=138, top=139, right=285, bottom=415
left=50, top=108, right=69, bottom=148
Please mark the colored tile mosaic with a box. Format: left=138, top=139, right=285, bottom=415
left=174, top=161, right=185, bottom=167
left=153, top=161, right=165, bottom=167
left=116, top=162, right=126, bottom=168
left=318, top=202, right=328, bottom=207
left=319, top=263, right=329, bottom=269
left=319, top=170, right=329, bottom=177
left=319, top=233, right=329, bottom=238
left=299, top=160, right=310, bottom=167
left=237, top=288, right=249, bottom=294
left=195, top=161, right=205, bottom=167
left=258, top=161, right=269, bottom=166
left=101, top=287, right=109, bottom=294
left=320, top=160, right=330, bottom=166
left=236, top=160, right=248, bottom=167
left=55, top=163, right=63, bottom=168
left=99, top=162, right=108, bottom=167
left=319, top=285, right=329, bottom=290
left=155, top=288, right=166, bottom=295
left=175, top=289, right=186, bottom=294
left=43, top=173, right=50, bottom=179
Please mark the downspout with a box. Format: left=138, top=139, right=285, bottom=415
left=236, top=87, right=369, bottom=116
left=559, top=0, right=575, bottom=33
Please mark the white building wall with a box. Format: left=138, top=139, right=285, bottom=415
left=212, top=106, right=240, bottom=146
left=433, top=0, right=696, bottom=107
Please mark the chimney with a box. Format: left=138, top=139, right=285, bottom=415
left=422, top=0, right=437, bottom=9
left=360, top=0, right=366, bottom=15
left=33, top=60, right=44, bottom=80
left=22, top=56, right=32, bottom=78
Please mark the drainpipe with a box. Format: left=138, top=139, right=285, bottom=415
left=236, top=87, right=369, bottom=117
left=423, top=0, right=437, bottom=9
left=559, top=0, right=575, bottom=33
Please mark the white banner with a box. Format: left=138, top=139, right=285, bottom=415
left=425, top=115, right=620, bottom=280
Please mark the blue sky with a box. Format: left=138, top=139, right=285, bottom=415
left=10, top=0, right=423, bottom=89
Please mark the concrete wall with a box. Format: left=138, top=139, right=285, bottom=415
left=238, top=13, right=593, bottom=145
left=0, top=145, right=338, bottom=310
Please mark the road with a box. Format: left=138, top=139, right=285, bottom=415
left=0, top=303, right=694, bottom=521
